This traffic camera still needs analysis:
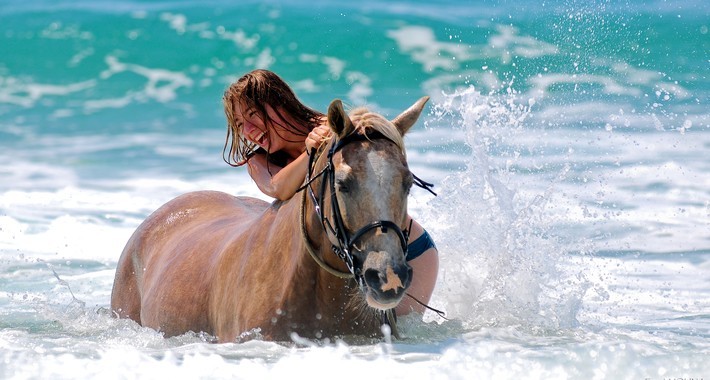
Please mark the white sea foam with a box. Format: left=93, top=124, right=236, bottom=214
left=86, top=55, right=193, bottom=110
left=485, top=125, right=710, bottom=253
left=528, top=73, right=643, bottom=98
left=2, top=304, right=708, bottom=379
left=0, top=202, right=138, bottom=263
left=161, top=11, right=261, bottom=50
left=239, top=47, right=273, bottom=69
left=344, top=71, right=373, bottom=105
left=0, top=160, right=78, bottom=191
left=611, top=61, right=691, bottom=99
left=387, top=23, right=558, bottom=74
left=487, top=24, right=559, bottom=63
left=216, top=26, right=260, bottom=50
left=40, top=22, right=93, bottom=40
left=0, top=76, right=96, bottom=107
left=159, top=12, right=188, bottom=35
left=298, top=54, right=347, bottom=80
left=578, top=255, right=710, bottom=326
left=387, top=25, right=477, bottom=72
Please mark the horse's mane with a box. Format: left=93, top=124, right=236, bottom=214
left=347, top=107, right=406, bottom=158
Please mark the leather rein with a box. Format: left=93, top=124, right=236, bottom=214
left=297, top=131, right=446, bottom=329
left=298, top=132, right=414, bottom=283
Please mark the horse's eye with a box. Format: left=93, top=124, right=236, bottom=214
left=336, top=180, right=350, bottom=193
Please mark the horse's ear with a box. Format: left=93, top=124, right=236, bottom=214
left=327, top=99, right=354, bottom=138
left=391, top=96, right=429, bottom=135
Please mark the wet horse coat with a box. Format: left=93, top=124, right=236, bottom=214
left=110, top=97, right=429, bottom=342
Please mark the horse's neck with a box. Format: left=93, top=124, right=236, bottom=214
left=209, top=192, right=367, bottom=341
left=273, top=193, right=347, bottom=280
left=273, top=193, right=355, bottom=305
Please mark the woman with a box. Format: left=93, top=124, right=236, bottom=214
left=222, top=69, right=438, bottom=316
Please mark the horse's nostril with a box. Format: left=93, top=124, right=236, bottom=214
left=364, top=268, right=381, bottom=288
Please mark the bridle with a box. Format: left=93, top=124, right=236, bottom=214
left=299, top=131, right=415, bottom=284
left=297, top=129, right=446, bottom=332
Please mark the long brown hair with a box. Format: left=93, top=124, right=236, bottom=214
left=222, top=69, right=324, bottom=166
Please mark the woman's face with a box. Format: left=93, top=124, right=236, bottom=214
left=236, top=101, right=291, bottom=154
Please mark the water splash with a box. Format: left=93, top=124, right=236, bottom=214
left=425, top=86, right=588, bottom=332
left=48, top=263, right=86, bottom=314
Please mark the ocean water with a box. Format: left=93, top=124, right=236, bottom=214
left=1, top=0, right=709, bottom=378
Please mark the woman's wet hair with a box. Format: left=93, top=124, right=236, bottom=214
left=222, top=69, right=323, bottom=167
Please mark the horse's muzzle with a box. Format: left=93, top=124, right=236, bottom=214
left=362, top=261, right=412, bottom=310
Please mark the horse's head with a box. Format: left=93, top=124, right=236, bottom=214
left=311, top=96, right=429, bottom=311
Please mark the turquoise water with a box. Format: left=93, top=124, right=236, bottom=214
left=1, top=1, right=709, bottom=378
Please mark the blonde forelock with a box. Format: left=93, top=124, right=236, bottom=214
left=347, top=107, right=405, bottom=157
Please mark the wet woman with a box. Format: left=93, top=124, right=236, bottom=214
left=222, top=69, right=438, bottom=316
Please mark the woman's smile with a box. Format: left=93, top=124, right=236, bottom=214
left=252, top=130, right=267, bottom=147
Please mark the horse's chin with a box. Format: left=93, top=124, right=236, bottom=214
left=364, top=292, right=402, bottom=311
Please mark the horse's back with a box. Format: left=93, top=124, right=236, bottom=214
left=110, top=190, right=268, bottom=336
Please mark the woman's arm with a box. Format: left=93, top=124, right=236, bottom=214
left=246, top=151, right=310, bottom=201
left=246, top=124, right=331, bottom=201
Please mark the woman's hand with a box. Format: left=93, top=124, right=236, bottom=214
left=305, top=124, right=332, bottom=153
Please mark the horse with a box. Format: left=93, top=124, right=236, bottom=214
left=110, top=96, right=430, bottom=342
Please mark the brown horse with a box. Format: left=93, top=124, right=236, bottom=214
left=110, top=96, right=430, bottom=342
